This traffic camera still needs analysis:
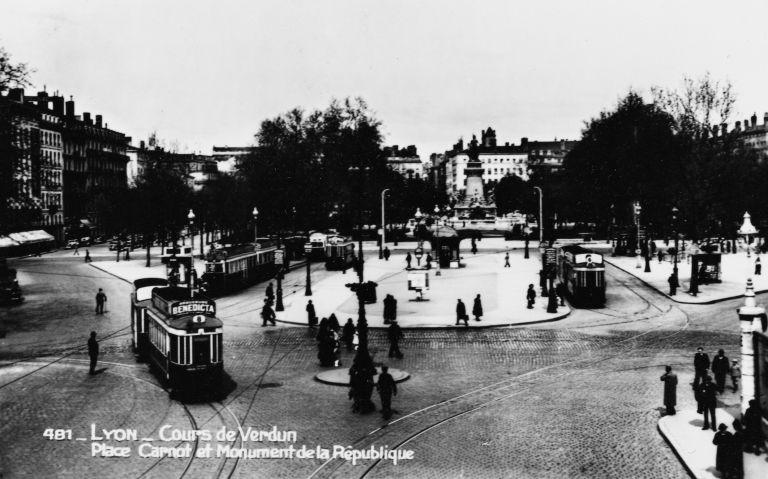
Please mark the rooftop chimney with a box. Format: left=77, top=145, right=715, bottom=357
left=95, top=115, right=102, bottom=128
left=83, top=112, right=92, bottom=125
left=751, top=113, right=757, bottom=128
left=7, top=88, right=24, bottom=102
left=65, top=98, right=75, bottom=117
left=764, top=112, right=768, bottom=126
left=735, top=121, right=741, bottom=132
left=51, top=96, right=64, bottom=116
left=721, top=123, right=728, bottom=134
left=521, top=137, right=528, bottom=147
left=140, top=140, right=145, bottom=149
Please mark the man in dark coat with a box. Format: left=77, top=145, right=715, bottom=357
left=693, top=347, right=710, bottom=389
left=261, top=300, right=276, bottom=326
left=472, top=294, right=483, bottom=321
left=377, top=365, right=397, bottom=419
left=88, top=331, right=99, bottom=375
left=425, top=252, right=432, bottom=270
left=555, top=283, right=566, bottom=306
left=316, top=317, right=329, bottom=341
left=388, top=321, right=404, bottom=359
left=711, top=349, right=730, bottom=394
left=526, top=284, right=536, bottom=309
left=342, top=318, right=356, bottom=351
left=455, top=299, right=468, bottom=327
left=265, top=282, right=275, bottom=305
left=660, top=365, right=677, bottom=415
left=744, top=399, right=765, bottom=454
left=306, top=300, right=317, bottom=329
left=712, top=423, right=733, bottom=476
left=405, top=252, right=412, bottom=269
left=383, top=246, right=391, bottom=261
left=731, top=419, right=746, bottom=479
left=697, top=375, right=718, bottom=431
left=328, top=313, right=341, bottom=333
left=668, top=273, right=679, bottom=296
left=95, top=288, right=107, bottom=314
left=504, top=252, right=510, bottom=267
left=755, top=257, right=762, bottom=275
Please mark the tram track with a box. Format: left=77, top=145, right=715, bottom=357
left=308, top=271, right=693, bottom=479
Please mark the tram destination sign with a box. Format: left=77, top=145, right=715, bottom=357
left=169, top=300, right=216, bottom=317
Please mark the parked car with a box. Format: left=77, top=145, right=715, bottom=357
left=79, top=236, right=91, bottom=246
left=66, top=239, right=80, bottom=249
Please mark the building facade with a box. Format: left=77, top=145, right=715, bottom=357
left=523, top=138, right=577, bottom=176
left=442, top=128, right=529, bottom=197
left=384, top=144, right=423, bottom=179
left=61, top=97, right=131, bottom=233
left=733, top=112, right=768, bottom=162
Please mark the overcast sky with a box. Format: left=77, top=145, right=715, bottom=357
left=2, top=0, right=767, bottom=157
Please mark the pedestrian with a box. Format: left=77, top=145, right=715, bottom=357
left=755, top=257, right=762, bottom=276
left=328, top=313, right=341, bottom=333
left=316, top=317, right=329, bottom=341
left=472, top=294, right=483, bottom=321
left=84, top=249, right=92, bottom=263
left=261, top=299, right=276, bottom=326
left=95, top=288, right=107, bottom=314
left=744, top=399, right=765, bottom=455
left=668, top=273, right=678, bottom=296
left=713, top=423, right=734, bottom=476
left=405, top=252, right=412, bottom=269
left=697, top=375, right=718, bottom=431
left=342, top=318, right=356, bottom=351
left=504, top=252, right=510, bottom=267
left=555, top=282, right=566, bottom=306
left=731, top=419, right=746, bottom=479
left=711, top=349, right=730, bottom=394
left=74, top=244, right=79, bottom=255
left=693, top=347, right=710, bottom=389
left=265, top=282, right=275, bottom=305
left=306, top=300, right=317, bottom=329
left=526, top=284, right=536, bottom=309
left=659, top=365, right=677, bottom=416
left=471, top=241, right=477, bottom=255
left=425, top=252, right=432, bottom=270
left=730, top=359, right=740, bottom=393
left=657, top=250, right=664, bottom=263
left=383, top=246, right=390, bottom=261
left=87, top=331, right=99, bottom=375
left=377, top=365, right=397, bottom=419
left=455, top=299, right=468, bottom=327
left=387, top=320, right=404, bottom=359
left=383, top=294, right=398, bottom=324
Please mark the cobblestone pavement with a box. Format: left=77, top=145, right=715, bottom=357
left=0, top=257, right=747, bottom=478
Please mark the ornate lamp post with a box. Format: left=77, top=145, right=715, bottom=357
left=533, top=186, right=543, bottom=248
left=187, top=208, right=196, bottom=256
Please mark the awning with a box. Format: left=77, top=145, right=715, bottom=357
left=8, top=230, right=55, bottom=244
left=0, top=236, right=20, bottom=248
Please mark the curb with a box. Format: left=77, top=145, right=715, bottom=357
left=275, top=309, right=571, bottom=330
left=88, top=262, right=135, bottom=285
left=657, top=421, right=698, bottom=479
left=603, top=258, right=768, bottom=305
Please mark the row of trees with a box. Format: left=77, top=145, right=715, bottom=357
left=495, top=74, right=766, bottom=240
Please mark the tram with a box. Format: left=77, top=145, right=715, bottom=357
left=201, top=243, right=277, bottom=294
left=325, top=235, right=355, bottom=270
left=557, top=245, right=606, bottom=307
left=306, top=232, right=329, bottom=261
left=131, top=278, right=169, bottom=358
left=131, top=281, right=223, bottom=391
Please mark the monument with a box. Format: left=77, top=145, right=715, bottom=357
left=453, top=134, right=497, bottom=218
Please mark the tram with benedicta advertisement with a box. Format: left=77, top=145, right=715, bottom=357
left=131, top=280, right=223, bottom=392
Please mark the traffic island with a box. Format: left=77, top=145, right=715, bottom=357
left=315, top=366, right=410, bottom=386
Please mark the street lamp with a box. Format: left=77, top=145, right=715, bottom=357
left=252, top=207, right=259, bottom=251
left=523, top=225, right=531, bottom=259
left=533, top=186, right=543, bottom=247
left=634, top=202, right=642, bottom=269
left=672, top=206, right=679, bottom=281
left=187, top=208, right=196, bottom=256
left=380, top=189, right=390, bottom=259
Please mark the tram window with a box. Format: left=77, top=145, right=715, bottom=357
left=193, top=336, right=210, bottom=364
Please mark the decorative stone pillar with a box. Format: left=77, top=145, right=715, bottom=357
left=737, top=278, right=763, bottom=416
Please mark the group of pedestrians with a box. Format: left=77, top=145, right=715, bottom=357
left=455, top=294, right=483, bottom=326
left=316, top=314, right=343, bottom=367
left=660, top=347, right=765, bottom=479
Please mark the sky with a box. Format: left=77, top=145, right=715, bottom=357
left=1, top=0, right=767, bottom=157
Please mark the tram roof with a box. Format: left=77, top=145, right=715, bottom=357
left=133, top=278, right=169, bottom=289
left=559, top=244, right=601, bottom=256
left=207, top=243, right=277, bottom=261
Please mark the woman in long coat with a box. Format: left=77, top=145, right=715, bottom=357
left=712, top=423, right=733, bottom=475
left=472, top=294, right=483, bottom=321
